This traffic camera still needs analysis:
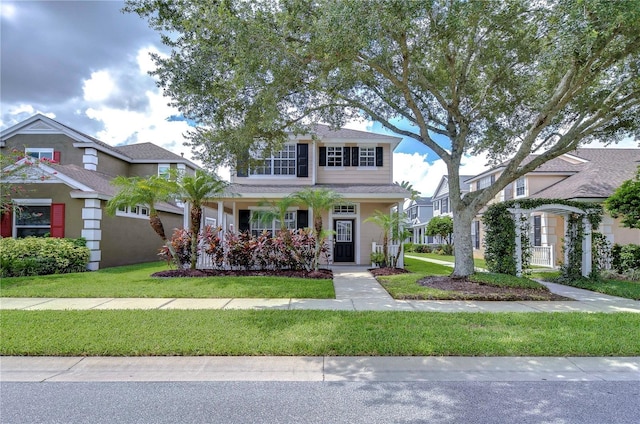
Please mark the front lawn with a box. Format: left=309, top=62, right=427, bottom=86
left=532, top=271, right=640, bottom=300
left=2, top=310, right=639, bottom=356
left=405, top=252, right=487, bottom=269
left=0, top=262, right=335, bottom=299
left=379, top=258, right=556, bottom=300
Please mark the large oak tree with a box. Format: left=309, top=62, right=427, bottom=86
left=126, top=0, right=640, bottom=276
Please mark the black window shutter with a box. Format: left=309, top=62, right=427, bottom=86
left=343, top=147, right=351, bottom=167
left=319, top=146, right=327, bottom=166
left=351, top=147, right=359, bottom=166
left=239, top=210, right=251, bottom=233
left=296, top=210, right=309, bottom=229
left=375, top=147, right=383, bottom=166
left=534, top=215, right=542, bottom=246
left=236, top=152, right=249, bottom=177
left=296, top=143, right=308, bottom=177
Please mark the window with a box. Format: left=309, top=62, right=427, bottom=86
left=158, top=164, right=171, bottom=178
left=336, top=221, right=352, bottom=242
left=251, top=143, right=296, bottom=176
left=116, top=205, right=150, bottom=219
left=25, top=148, right=54, bottom=160
left=441, top=198, right=449, bottom=214
left=15, top=205, right=51, bottom=237
left=177, top=164, right=186, bottom=176
left=472, top=221, right=480, bottom=249
left=359, top=147, right=376, bottom=167
left=515, top=177, right=526, bottom=197
left=250, top=211, right=296, bottom=236
left=333, top=205, right=356, bottom=215
left=434, top=200, right=440, bottom=211
left=477, top=175, right=494, bottom=190
left=326, top=146, right=343, bottom=167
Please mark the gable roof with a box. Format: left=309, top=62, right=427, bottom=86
left=1, top=114, right=198, bottom=168
left=432, top=175, right=473, bottom=199
left=303, top=124, right=402, bottom=145
left=529, top=148, right=640, bottom=200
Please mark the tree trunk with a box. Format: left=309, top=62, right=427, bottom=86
left=451, top=208, right=476, bottom=278
left=150, top=212, right=178, bottom=263
left=189, top=206, right=202, bottom=269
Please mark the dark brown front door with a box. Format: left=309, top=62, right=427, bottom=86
left=334, top=219, right=355, bottom=262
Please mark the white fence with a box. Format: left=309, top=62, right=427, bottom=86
left=530, top=245, right=554, bottom=268
left=371, top=242, right=404, bottom=268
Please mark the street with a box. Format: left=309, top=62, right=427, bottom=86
left=2, top=381, right=639, bottom=424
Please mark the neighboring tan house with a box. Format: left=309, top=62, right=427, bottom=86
left=0, top=114, right=199, bottom=269
left=466, top=148, right=640, bottom=267
left=201, top=125, right=409, bottom=265
left=405, top=197, right=435, bottom=245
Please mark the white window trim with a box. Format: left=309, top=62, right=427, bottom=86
left=158, top=163, right=171, bottom=178
left=326, top=146, right=344, bottom=168
left=25, top=148, right=54, bottom=160
left=249, top=143, right=297, bottom=177
left=12, top=200, right=53, bottom=238
left=116, top=205, right=150, bottom=220
left=515, top=177, right=526, bottom=198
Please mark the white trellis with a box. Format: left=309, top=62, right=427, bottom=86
left=507, top=203, right=592, bottom=277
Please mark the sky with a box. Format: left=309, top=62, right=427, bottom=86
left=1, top=1, right=636, bottom=198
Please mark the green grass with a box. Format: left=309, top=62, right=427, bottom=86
left=532, top=271, right=640, bottom=300
left=2, top=310, right=638, bottom=356
left=405, top=252, right=487, bottom=269
left=379, top=258, right=551, bottom=300
left=0, top=262, right=335, bottom=299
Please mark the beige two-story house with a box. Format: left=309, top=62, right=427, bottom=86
left=466, top=148, right=640, bottom=267
left=202, top=126, right=409, bottom=265
left=0, top=114, right=199, bottom=269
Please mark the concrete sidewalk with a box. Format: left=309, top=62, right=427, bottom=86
left=2, top=356, right=639, bottom=382
left=2, top=265, right=639, bottom=313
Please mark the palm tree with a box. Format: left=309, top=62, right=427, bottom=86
left=105, top=175, right=179, bottom=261
left=176, top=169, right=228, bottom=269
left=365, top=209, right=411, bottom=268
left=291, top=187, right=342, bottom=270
left=395, top=180, right=420, bottom=201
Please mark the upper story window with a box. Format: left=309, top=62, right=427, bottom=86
left=25, top=148, right=53, bottom=161
left=440, top=197, right=449, bottom=214
left=326, top=146, right=343, bottom=167
left=176, top=164, right=186, bottom=176
left=359, top=147, right=376, bottom=167
left=251, top=143, right=296, bottom=176
left=158, top=164, right=171, bottom=179
left=515, top=177, right=526, bottom=197
left=477, top=175, right=494, bottom=190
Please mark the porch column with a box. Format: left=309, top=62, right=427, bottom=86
left=217, top=201, right=224, bottom=234
left=514, top=209, right=523, bottom=277
left=582, top=216, right=592, bottom=277
left=563, top=214, right=569, bottom=266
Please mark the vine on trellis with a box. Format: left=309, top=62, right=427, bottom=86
left=483, top=199, right=603, bottom=278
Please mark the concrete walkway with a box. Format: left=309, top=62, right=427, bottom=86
left=2, top=265, right=639, bottom=313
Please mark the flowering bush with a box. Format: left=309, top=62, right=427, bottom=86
left=159, top=227, right=325, bottom=271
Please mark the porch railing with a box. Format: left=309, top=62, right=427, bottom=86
left=530, top=245, right=554, bottom=268
left=371, top=242, right=404, bottom=268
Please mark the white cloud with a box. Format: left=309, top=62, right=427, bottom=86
left=83, top=70, right=116, bottom=102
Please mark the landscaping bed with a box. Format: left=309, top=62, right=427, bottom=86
left=152, top=268, right=333, bottom=279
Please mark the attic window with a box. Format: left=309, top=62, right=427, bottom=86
left=25, top=148, right=53, bottom=160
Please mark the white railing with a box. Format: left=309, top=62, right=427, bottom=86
left=530, top=245, right=554, bottom=268
left=371, top=242, right=404, bottom=268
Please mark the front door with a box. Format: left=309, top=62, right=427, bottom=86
left=334, top=219, right=355, bottom=262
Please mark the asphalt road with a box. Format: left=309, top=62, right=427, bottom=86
left=2, top=381, right=640, bottom=424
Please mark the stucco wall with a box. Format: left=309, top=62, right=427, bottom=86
left=99, top=210, right=183, bottom=268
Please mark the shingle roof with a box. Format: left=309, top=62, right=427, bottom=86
left=311, top=125, right=401, bottom=142
left=117, top=142, right=187, bottom=161
left=225, top=183, right=410, bottom=197
left=530, top=148, right=640, bottom=200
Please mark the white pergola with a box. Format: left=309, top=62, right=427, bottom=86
left=507, top=203, right=593, bottom=277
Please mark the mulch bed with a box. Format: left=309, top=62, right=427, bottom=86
left=152, top=268, right=333, bottom=279
left=370, top=267, right=570, bottom=301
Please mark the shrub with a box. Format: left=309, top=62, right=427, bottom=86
left=612, top=243, right=640, bottom=274
left=0, top=237, right=90, bottom=277
left=403, top=242, right=415, bottom=253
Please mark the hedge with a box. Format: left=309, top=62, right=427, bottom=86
left=0, top=237, right=90, bottom=277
